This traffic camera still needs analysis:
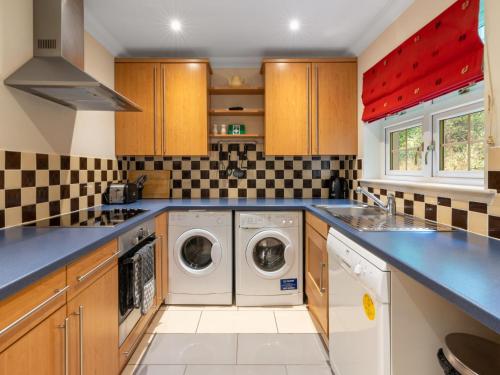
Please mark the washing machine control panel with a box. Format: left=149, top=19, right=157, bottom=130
left=239, top=213, right=299, bottom=228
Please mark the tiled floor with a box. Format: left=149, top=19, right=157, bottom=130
left=122, top=305, right=332, bottom=375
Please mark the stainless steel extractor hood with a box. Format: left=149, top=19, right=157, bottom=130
left=4, top=0, right=141, bottom=112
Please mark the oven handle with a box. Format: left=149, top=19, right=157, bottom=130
left=77, top=251, right=119, bottom=283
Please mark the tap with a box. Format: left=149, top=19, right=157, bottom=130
left=356, top=187, right=396, bottom=216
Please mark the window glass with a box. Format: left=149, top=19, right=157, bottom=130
left=389, top=125, right=423, bottom=171
left=439, top=111, right=485, bottom=171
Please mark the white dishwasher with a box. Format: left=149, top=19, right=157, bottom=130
left=327, top=228, right=391, bottom=375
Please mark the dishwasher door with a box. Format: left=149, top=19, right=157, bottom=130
left=327, top=233, right=391, bottom=375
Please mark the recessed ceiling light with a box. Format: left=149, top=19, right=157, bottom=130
left=170, top=19, right=182, bottom=32
left=289, top=19, right=300, bottom=32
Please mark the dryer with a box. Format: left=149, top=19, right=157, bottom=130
left=235, top=211, right=303, bottom=306
left=168, top=211, right=232, bottom=305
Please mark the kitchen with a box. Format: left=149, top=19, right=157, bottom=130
left=1, top=0, right=500, bottom=374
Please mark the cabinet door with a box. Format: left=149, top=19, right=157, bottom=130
left=265, top=63, right=311, bottom=156
left=115, top=62, right=162, bottom=155
left=0, top=306, right=66, bottom=375
left=67, top=265, right=118, bottom=375
left=312, top=62, right=357, bottom=155
left=155, top=213, right=168, bottom=305
left=305, top=223, right=328, bottom=340
left=163, top=63, right=208, bottom=156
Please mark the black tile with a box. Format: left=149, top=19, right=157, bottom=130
left=284, top=161, right=293, bottom=170
left=265, top=180, right=275, bottom=188
left=49, top=170, right=60, bottom=185
left=275, top=189, right=284, bottom=198
left=257, top=189, right=265, bottom=198
left=211, top=143, right=219, bottom=152
left=0, top=210, right=5, bottom=228
left=256, top=170, right=265, bottom=179
left=469, top=201, right=487, bottom=214
left=452, top=208, right=468, bottom=230
left=87, top=195, right=95, bottom=207
left=293, top=171, right=302, bottom=179
left=191, top=161, right=201, bottom=170
left=173, top=180, right=182, bottom=188
left=488, top=171, right=500, bottom=192
left=49, top=201, right=60, bottom=216
left=414, top=193, right=425, bottom=202
left=182, top=189, right=191, bottom=199
left=94, top=158, right=101, bottom=170
left=135, top=161, right=145, bottom=170
left=425, top=204, right=437, bottom=221
left=60, top=155, right=70, bottom=170
left=368, top=187, right=374, bottom=193
left=357, top=159, right=363, bottom=170
left=489, top=215, right=500, bottom=239
left=182, top=171, right=191, bottom=179
left=70, top=198, right=79, bottom=211
left=5, top=189, right=21, bottom=208
left=247, top=180, right=256, bottom=188
left=404, top=200, right=414, bottom=215
left=210, top=180, right=219, bottom=188
left=293, top=189, right=303, bottom=198
left=395, top=191, right=404, bottom=199
left=266, top=161, right=275, bottom=169
left=71, top=171, right=80, bottom=184
left=191, top=180, right=200, bottom=189
left=5, top=151, right=21, bottom=169
left=0, top=170, right=3, bottom=189
left=22, top=205, right=36, bottom=223
left=36, top=153, right=48, bottom=170
left=201, top=170, right=209, bottom=179
left=302, top=161, right=312, bottom=170
left=380, top=189, right=387, bottom=196
left=95, top=182, right=102, bottom=194
left=238, top=189, right=247, bottom=198
left=107, top=160, right=113, bottom=170
left=60, top=185, right=70, bottom=199
left=229, top=179, right=238, bottom=188
left=112, top=170, right=118, bottom=181
left=101, top=171, right=107, bottom=182
left=79, top=184, right=87, bottom=196
left=437, top=197, right=451, bottom=207
left=21, top=170, right=36, bottom=187
left=321, top=161, right=330, bottom=169
left=201, top=189, right=210, bottom=198
left=285, top=179, right=294, bottom=188
left=219, top=189, right=228, bottom=198
left=303, top=180, right=312, bottom=188
left=353, top=170, right=358, bottom=180
left=210, top=161, right=219, bottom=170
left=79, top=157, right=87, bottom=170
left=36, top=187, right=49, bottom=203
left=247, top=161, right=256, bottom=169
left=275, top=170, right=284, bottom=179
left=173, top=161, right=182, bottom=170
left=87, top=170, right=94, bottom=183
left=312, top=170, right=321, bottom=179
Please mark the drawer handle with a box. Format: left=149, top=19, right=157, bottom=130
left=0, top=285, right=69, bottom=336
left=319, top=262, right=327, bottom=293
left=76, top=251, right=119, bottom=283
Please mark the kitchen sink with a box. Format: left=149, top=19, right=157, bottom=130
left=313, top=204, right=454, bottom=232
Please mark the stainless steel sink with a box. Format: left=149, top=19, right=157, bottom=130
left=313, top=204, right=453, bottom=232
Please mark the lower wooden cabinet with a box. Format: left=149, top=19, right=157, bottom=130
left=155, top=212, right=168, bottom=306
left=0, top=306, right=66, bottom=375
left=305, top=214, right=329, bottom=343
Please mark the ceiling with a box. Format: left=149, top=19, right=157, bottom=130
left=85, top=0, right=414, bottom=67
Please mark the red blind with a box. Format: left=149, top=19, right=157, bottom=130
left=362, top=0, right=484, bottom=123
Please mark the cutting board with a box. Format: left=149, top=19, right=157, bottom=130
left=128, top=170, right=171, bottom=199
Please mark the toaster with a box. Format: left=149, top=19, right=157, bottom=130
left=104, top=183, right=138, bottom=204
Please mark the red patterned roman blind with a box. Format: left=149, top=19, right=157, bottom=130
left=362, top=0, right=484, bottom=123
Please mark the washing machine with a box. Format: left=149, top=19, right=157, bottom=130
left=235, top=211, right=303, bottom=306
left=168, top=211, right=232, bottom=305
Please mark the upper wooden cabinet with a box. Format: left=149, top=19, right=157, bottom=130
left=115, top=59, right=210, bottom=156
left=262, top=59, right=357, bottom=156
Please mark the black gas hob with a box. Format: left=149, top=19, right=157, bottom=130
left=25, top=208, right=148, bottom=228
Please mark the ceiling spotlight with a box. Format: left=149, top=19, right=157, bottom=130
left=289, top=19, right=300, bottom=32
left=170, top=19, right=182, bottom=32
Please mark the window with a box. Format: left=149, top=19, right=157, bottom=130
left=382, top=83, right=485, bottom=185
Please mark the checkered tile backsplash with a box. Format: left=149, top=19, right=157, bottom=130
left=0, top=149, right=122, bottom=229
left=121, top=143, right=360, bottom=199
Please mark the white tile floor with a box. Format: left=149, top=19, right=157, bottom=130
left=122, top=305, right=332, bottom=375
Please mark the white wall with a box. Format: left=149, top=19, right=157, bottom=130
left=0, top=0, right=116, bottom=159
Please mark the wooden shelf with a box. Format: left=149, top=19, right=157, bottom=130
left=209, top=109, right=264, bottom=116
left=209, top=86, right=264, bottom=95
left=209, top=133, right=263, bottom=139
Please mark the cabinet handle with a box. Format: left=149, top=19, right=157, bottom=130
left=153, top=65, right=157, bottom=155
left=78, top=305, right=84, bottom=375
left=0, top=286, right=69, bottom=336
left=61, top=316, right=69, bottom=375
left=306, top=65, right=311, bottom=154
left=315, top=64, right=319, bottom=154
left=319, top=262, right=326, bottom=293
left=76, top=252, right=118, bottom=283
left=161, top=65, right=166, bottom=155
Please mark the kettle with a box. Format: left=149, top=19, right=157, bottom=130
left=329, top=172, right=349, bottom=199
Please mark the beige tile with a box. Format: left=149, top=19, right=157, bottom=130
left=147, top=310, right=201, bottom=334
left=5, top=207, right=22, bottom=228
left=488, top=147, right=500, bottom=171
left=70, top=184, right=79, bottom=198
left=197, top=311, right=277, bottom=333
left=425, top=196, right=437, bottom=205
left=128, top=333, right=155, bottom=364
left=21, top=152, right=36, bottom=170
left=468, top=211, right=489, bottom=235
left=274, top=311, right=318, bottom=333
left=437, top=206, right=452, bottom=225
left=36, top=170, right=49, bottom=186
left=48, top=153, right=60, bottom=170
left=4, top=170, right=21, bottom=189
left=414, top=201, right=425, bottom=219
left=488, top=196, right=500, bottom=216
left=451, top=200, right=468, bottom=210
left=36, top=202, right=49, bottom=220
left=48, top=186, right=60, bottom=201
left=168, top=305, right=238, bottom=311
left=21, top=187, right=36, bottom=206
left=70, top=156, right=79, bottom=170
left=237, top=305, right=308, bottom=311
left=0, top=151, right=4, bottom=169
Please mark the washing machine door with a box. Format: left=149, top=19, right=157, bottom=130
left=246, top=230, right=294, bottom=279
left=174, top=229, right=222, bottom=277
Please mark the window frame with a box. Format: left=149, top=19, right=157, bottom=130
left=380, top=82, right=485, bottom=186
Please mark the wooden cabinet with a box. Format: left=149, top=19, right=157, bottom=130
left=115, top=59, right=210, bottom=156
left=305, top=212, right=329, bottom=343
left=262, top=59, right=357, bottom=156
left=155, top=212, right=168, bottom=306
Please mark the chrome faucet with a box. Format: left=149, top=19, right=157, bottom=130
left=356, top=187, right=396, bottom=216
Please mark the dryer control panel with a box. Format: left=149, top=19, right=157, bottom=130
left=238, top=212, right=301, bottom=229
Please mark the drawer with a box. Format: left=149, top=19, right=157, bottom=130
left=0, top=268, right=67, bottom=351
left=306, top=212, right=329, bottom=239
left=67, top=240, right=118, bottom=300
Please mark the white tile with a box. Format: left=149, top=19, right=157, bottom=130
left=141, top=334, right=237, bottom=365
left=128, top=333, right=155, bottom=364
left=168, top=305, right=238, bottom=311
left=123, top=365, right=186, bottom=375
left=147, top=310, right=201, bottom=333
left=185, top=365, right=287, bottom=375
left=237, top=334, right=328, bottom=365
left=286, top=365, right=333, bottom=375
left=237, top=305, right=307, bottom=311
left=197, top=311, right=277, bottom=333
left=274, top=311, right=318, bottom=333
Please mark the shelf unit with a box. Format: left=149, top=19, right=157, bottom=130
left=209, top=109, right=264, bottom=116
left=209, top=86, right=264, bottom=95
left=209, top=133, right=263, bottom=139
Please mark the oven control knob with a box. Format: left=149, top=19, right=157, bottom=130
left=132, top=236, right=140, bottom=246
left=282, top=220, right=287, bottom=225
left=353, top=263, right=362, bottom=275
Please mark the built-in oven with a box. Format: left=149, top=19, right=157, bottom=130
left=118, top=219, right=157, bottom=346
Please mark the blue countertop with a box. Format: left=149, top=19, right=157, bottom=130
left=1, top=198, right=500, bottom=335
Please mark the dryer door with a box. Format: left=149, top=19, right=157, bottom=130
left=246, top=230, right=295, bottom=280
left=174, top=229, right=222, bottom=277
